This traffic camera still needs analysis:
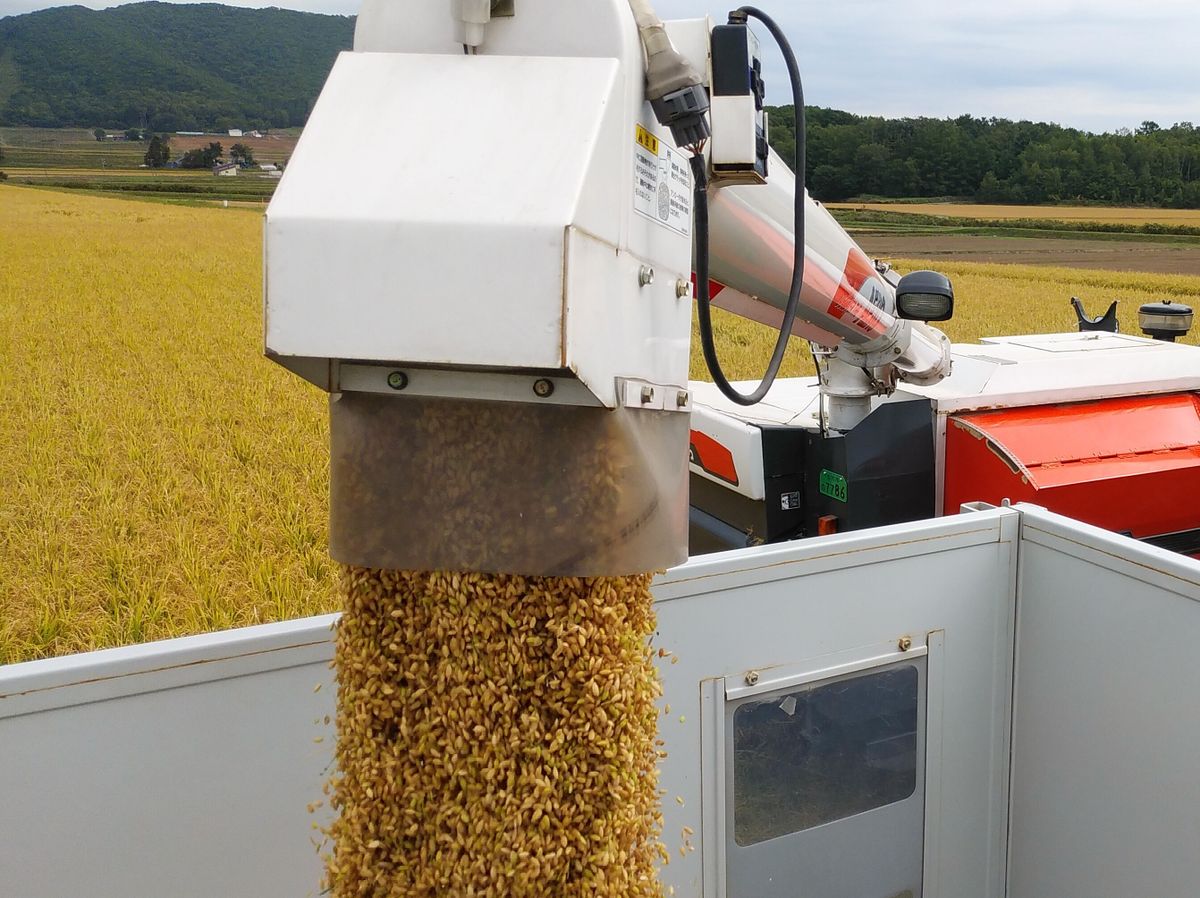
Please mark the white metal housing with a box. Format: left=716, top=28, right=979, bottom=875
left=265, top=2, right=694, bottom=410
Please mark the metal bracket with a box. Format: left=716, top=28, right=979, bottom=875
left=337, top=363, right=604, bottom=407
left=618, top=377, right=691, bottom=412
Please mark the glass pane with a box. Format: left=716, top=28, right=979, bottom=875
left=732, top=665, right=920, bottom=846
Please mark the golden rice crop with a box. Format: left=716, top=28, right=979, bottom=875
left=327, top=569, right=665, bottom=897
left=691, top=258, right=1200, bottom=382
left=889, top=258, right=1200, bottom=348
left=5, top=185, right=1200, bottom=666
left=0, top=185, right=334, bottom=664
left=827, top=202, right=1200, bottom=227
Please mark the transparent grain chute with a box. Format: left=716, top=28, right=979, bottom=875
left=329, top=393, right=689, bottom=576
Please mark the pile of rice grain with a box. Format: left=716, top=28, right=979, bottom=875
left=325, top=567, right=666, bottom=897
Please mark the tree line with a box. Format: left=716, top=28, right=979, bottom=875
left=768, top=107, right=1200, bottom=207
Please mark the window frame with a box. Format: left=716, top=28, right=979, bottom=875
left=727, top=661, right=924, bottom=845
left=699, top=633, right=945, bottom=898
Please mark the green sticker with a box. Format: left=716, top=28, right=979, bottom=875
left=819, top=469, right=848, bottom=503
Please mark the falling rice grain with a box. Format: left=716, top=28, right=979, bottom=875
left=324, top=568, right=665, bottom=897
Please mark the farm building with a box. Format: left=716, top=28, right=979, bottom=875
left=213, top=162, right=239, bottom=177
left=228, top=129, right=244, bottom=137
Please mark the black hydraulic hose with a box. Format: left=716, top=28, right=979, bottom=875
left=692, top=5, right=806, bottom=406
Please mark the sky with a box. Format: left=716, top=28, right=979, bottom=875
left=2, top=0, right=1198, bottom=133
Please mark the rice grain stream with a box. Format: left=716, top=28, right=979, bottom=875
left=326, top=568, right=666, bottom=897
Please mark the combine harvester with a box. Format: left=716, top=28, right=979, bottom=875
left=4, top=2, right=1200, bottom=896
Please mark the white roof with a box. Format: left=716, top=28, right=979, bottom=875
left=691, top=333, right=1200, bottom=427
left=690, top=377, right=822, bottom=428
left=905, top=333, right=1200, bottom=414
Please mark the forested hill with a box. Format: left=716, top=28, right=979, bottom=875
left=768, top=106, right=1200, bottom=207
left=0, top=2, right=354, bottom=131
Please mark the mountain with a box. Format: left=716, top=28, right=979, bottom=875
left=0, top=2, right=354, bottom=130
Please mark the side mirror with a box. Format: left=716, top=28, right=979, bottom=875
left=896, top=270, right=954, bottom=322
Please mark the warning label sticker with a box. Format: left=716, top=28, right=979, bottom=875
left=633, top=124, right=691, bottom=237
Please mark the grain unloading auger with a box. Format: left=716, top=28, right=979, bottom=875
left=263, top=0, right=955, bottom=576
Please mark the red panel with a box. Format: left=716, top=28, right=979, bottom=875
left=689, top=430, right=739, bottom=486
left=825, top=246, right=888, bottom=337
left=944, top=394, right=1200, bottom=538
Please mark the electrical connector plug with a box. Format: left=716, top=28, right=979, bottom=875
left=642, top=28, right=711, bottom=147
left=627, top=0, right=710, bottom=147
left=650, top=82, right=711, bottom=149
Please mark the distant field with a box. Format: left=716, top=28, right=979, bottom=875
left=0, top=128, right=145, bottom=170
left=0, top=126, right=114, bottom=147
left=8, top=174, right=278, bottom=205
left=0, top=126, right=293, bottom=203
left=883, top=259, right=1200, bottom=349
left=169, top=131, right=299, bottom=164
left=829, top=202, right=1200, bottom=227
left=859, top=235, right=1200, bottom=277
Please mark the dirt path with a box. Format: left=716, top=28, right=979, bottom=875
left=856, top=234, right=1200, bottom=275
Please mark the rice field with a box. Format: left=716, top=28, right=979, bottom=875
left=690, top=259, right=1200, bottom=382
left=3, top=184, right=1200, bottom=664
left=828, top=202, right=1200, bottom=227
left=0, top=186, right=332, bottom=664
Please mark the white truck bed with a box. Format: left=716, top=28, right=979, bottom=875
left=4, top=506, right=1200, bottom=897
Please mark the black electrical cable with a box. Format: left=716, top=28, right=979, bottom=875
left=692, top=5, right=806, bottom=406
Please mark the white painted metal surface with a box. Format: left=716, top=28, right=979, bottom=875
left=0, top=616, right=338, bottom=898
left=655, top=508, right=1018, bottom=897
left=1007, top=506, right=1200, bottom=898
left=0, top=512, right=1017, bottom=897
left=693, top=334, right=1200, bottom=428
left=265, top=0, right=700, bottom=411
left=9, top=507, right=1200, bottom=896
left=911, top=332, right=1200, bottom=414
left=710, top=94, right=761, bottom=172
left=688, top=398, right=770, bottom=498
left=692, top=376, right=822, bottom=428
left=265, top=50, right=694, bottom=409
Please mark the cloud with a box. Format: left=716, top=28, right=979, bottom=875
left=2, top=0, right=1196, bottom=132
left=652, top=0, right=1200, bottom=132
